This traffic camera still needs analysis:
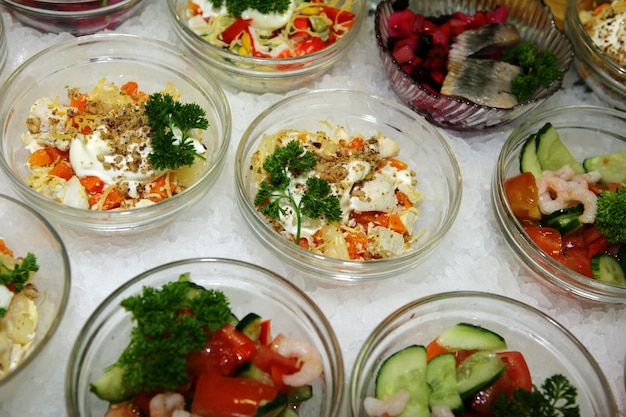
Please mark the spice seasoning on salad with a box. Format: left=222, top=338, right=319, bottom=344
left=251, top=122, right=425, bottom=260
left=0, top=239, right=39, bottom=380
left=91, top=274, right=323, bottom=417
left=579, top=0, right=626, bottom=67
left=186, top=0, right=357, bottom=58
left=21, top=79, right=210, bottom=211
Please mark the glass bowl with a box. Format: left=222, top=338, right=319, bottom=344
left=0, top=33, right=231, bottom=234
left=0, top=13, right=7, bottom=76
left=166, top=0, right=367, bottom=94
left=66, top=257, right=344, bottom=417
left=565, top=0, right=626, bottom=111
left=235, top=89, right=462, bottom=281
left=0, top=0, right=148, bottom=35
left=350, top=291, right=619, bottom=417
left=492, top=105, right=626, bottom=304
left=375, top=0, right=573, bottom=131
left=0, top=193, right=70, bottom=398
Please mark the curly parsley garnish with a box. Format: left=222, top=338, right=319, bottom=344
left=254, top=140, right=342, bottom=243
left=115, top=276, right=232, bottom=393
left=501, top=41, right=564, bottom=102
left=208, top=0, right=291, bottom=17
left=0, top=252, right=39, bottom=318
left=145, top=93, right=209, bottom=171
left=493, top=374, right=580, bottom=417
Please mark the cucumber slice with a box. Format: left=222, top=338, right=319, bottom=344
left=534, top=123, right=585, bottom=174
left=456, top=351, right=505, bottom=400
left=435, top=323, right=507, bottom=351
left=519, top=133, right=542, bottom=179
left=618, top=245, right=626, bottom=272
left=583, top=151, right=626, bottom=184
left=427, top=353, right=464, bottom=413
left=235, top=362, right=274, bottom=385
left=253, top=392, right=288, bottom=417
left=591, top=254, right=626, bottom=286
left=287, top=384, right=313, bottom=403
left=236, top=312, right=262, bottom=341
left=375, top=345, right=431, bottom=417
left=540, top=204, right=584, bottom=235
left=89, top=364, right=133, bottom=403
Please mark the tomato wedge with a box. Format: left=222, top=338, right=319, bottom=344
left=504, top=172, right=541, bottom=221
left=191, top=374, right=279, bottom=417
left=524, top=225, right=562, bottom=257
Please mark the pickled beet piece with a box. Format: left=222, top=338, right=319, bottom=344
left=388, top=9, right=416, bottom=38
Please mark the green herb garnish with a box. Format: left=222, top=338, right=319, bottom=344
left=595, top=186, right=626, bottom=244
left=493, top=374, right=580, bottom=417
left=115, top=276, right=232, bottom=393
left=254, top=140, right=342, bottom=243
left=145, top=93, right=209, bottom=171
left=0, top=252, right=39, bottom=293
left=208, top=0, right=291, bottom=17
left=501, top=41, right=564, bottom=102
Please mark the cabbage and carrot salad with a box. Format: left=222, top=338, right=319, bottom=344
left=21, top=79, right=209, bottom=211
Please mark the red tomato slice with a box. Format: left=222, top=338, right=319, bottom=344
left=504, top=172, right=541, bottom=221
left=187, top=323, right=257, bottom=379
left=293, top=37, right=326, bottom=56
left=470, top=351, right=531, bottom=416
left=220, top=17, right=252, bottom=44
left=191, top=374, right=279, bottom=417
left=524, top=225, right=562, bottom=257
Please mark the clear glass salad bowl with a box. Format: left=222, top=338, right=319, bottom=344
left=565, top=0, right=626, bottom=111
left=235, top=89, right=462, bottom=281
left=0, top=0, right=148, bottom=35
left=375, top=0, right=573, bottom=130
left=0, top=193, right=70, bottom=399
left=166, top=0, right=367, bottom=94
left=492, top=105, right=626, bottom=304
left=66, top=257, right=344, bottom=417
left=0, top=34, right=231, bottom=234
left=350, top=291, right=619, bottom=417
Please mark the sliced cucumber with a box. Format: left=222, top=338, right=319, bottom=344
left=236, top=312, right=262, bottom=342
left=236, top=362, right=274, bottom=385
left=618, top=245, right=626, bottom=272
left=427, top=352, right=464, bottom=413
left=591, top=254, right=626, bottom=286
left=519, top=133, right=542, bottom=179
left=89, top=364, right=133, bottom=403
left=287, top=384, right=313, bottom=403
left=540, top=204, right=584, bottom=235
left=534, top=123, right=585, bottom=174
left=253, top=392, right=288, bottom=417
left=583, top=151, right=626, bottom=184
left=435, top=323, right=507, bottom=351
left=375, top=345, right=430, bottom=417
left=456, top=351, right=505, bottom=400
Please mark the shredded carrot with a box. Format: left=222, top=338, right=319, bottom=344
left=48, top=161, right=74, bottom=180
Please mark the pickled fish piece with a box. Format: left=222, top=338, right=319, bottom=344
left=448, top=23, right=522, bottom=60
left=441, top=58, right=521, bottom=108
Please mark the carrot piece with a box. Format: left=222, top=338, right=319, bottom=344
left=348, top=137, right=365, bottom=150
left=97, top=187, right=124, bottom=210
left=121, top=81, right=138, bottom=97
left=426, top=338, right=451, bottom=361
left=0, top=239, right=13, bottom=256
left=46, top=147, right=70, bottom=163
left=145, top=175, right=176, bottom=202
left=346, top=232, right=368, bottom=259
left=387, top=213, right=407, bottom=234
left=48, top=161, right=74, bottom=180
left=187, top=0, right=202, bottom=15
left=298, top=237, right=310, bottom=249
left=593, top=3, right=610, bottom=14
left=70, top=93, right=88, bottom=111
left=388, top=158, right=409, bottom=171
left=79, top=176, right=105, bottom=193
left=28, top=149, right=53, bottom=166
left=352, top=211, right=389, bottom=228
left=396, top=190, right=412, bottom=208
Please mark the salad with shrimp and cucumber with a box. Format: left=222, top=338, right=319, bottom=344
left=364, top=323, right=580, bottom=417
left=504, top=122, right=626, bottom=286
left=90, top=274, right=323, bottom=417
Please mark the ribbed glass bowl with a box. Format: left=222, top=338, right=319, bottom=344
left=235, top=89, right=462, bottom=281
left=375, top=0, right=573, bottom=130
left=565, top=0, right=626, bottom=111
left=0, top=34, right=231, bottom=234
left=492, top=105, right=626, bottom=304
left=166, top=0, right=367, bottom=94
left=350, top=291, right=619, bottom=417
left=0, top=193, right=70, bottom=398
left=0, top=0, right=148, bottom=35
left=66, top=258, right=344, bottom=417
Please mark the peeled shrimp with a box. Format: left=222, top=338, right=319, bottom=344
left=272, top=335, right=323, bottom=386
left=149, top=392, right=186, bottom=417
left=363, top=389, right=410, bottom=417
left=536, top=168, right=600, bottom=223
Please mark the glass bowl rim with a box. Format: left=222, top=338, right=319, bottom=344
left=0, top=0, right=145, bottom=16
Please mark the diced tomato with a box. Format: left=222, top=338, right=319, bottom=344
left=426, top=338, right=450, bottom=361
left=560, top=248, right=593, bottom=278
left=191, top=374, right=279, bottom=417
left=220, top=17, right=252, bottom=44
left=319, top=6, right=355, bottom=24
left=504, top=172, right=541, bottom=220
left=259, top=319, right=272, bottom=346
left=524, top=225, right=562, bottom=257
left=293, top=37, right=326, bottom=56
left=187, top=324, right=257, bottom=380
left=471, top=351, right=531, bottom=416
left=251, top=343, right=300, bottom=390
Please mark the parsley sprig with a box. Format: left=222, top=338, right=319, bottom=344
left=0, top=252, right=39, bottom=318
left=208, top=0, right=291, bottom=17
left=145, top=93, right=209, bottom=171
left=254, top=140, right=342, bottom=243
left=493, top=374, right=580, bottom=417
left=115, top=276, right=231, bottom=393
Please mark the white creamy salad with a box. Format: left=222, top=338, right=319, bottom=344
left=580, top=0, right=626, bottom=67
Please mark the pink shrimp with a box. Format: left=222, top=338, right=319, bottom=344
left=272, top=334, right=323, bottom=386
